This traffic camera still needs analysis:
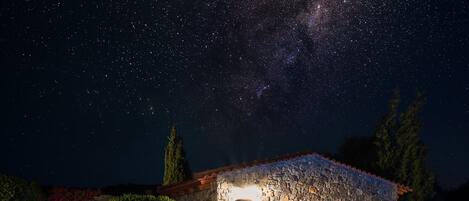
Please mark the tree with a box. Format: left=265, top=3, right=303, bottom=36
left=0, top=174, right=46, bottom=201
left=163, top=126, right=191, bottom=186
left=336, top=90, right=435, bottom=201
left=373, top=89, right=400, bottom=178
left=29, top=181, right=46, bottom=201
left=395, top=91, right=435, bottom=201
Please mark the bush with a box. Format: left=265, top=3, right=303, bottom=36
left=47, top=187, right=101, bottom=201
left=108, top=194, right=174, bottom=201
left=0, top=174, right=46, bottom=201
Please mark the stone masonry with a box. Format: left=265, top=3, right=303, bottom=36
left=173, top=182, right=217, bottom=201
left=171, top=154, right=400, bottom=201
left=217, top=154, right=398, bottom=201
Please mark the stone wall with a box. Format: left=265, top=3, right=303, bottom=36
left=173, top=182, right=217, bottom=201
left=216, top=154, right=398, bottom=201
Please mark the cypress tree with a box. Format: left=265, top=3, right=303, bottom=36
left=395, top=91, right=435, bottom=201
left=163, top=126, right=191, bottom=186
left=373, top=89, right=400, bottom=178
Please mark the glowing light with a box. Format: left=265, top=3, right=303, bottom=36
left=228, top=185, right=262, bottom=201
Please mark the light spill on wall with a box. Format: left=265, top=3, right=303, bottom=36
left=227, top=185, right=262, bottom=201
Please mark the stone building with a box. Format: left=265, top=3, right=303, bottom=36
left=158, top=152, right=411, bottom=201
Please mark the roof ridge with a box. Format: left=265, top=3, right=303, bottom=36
left=311, top=153, right=411, bottom=195
left=192, top=151, right=314, bottom=178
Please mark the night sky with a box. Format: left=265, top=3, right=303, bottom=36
left=1, top=0, right=468, bottom=189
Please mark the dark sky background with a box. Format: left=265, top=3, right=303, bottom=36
left=1, top=0, right=468, bottom=189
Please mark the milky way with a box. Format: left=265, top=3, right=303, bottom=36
left=1, top=0, right=469, bottom=187
left=224, top=0, right=356, bottom=111
left=197, top=0, right=385, bottom=137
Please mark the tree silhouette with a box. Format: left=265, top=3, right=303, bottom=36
left=396, top=92, right=435, bottom=201
left=163, top=126, right=191, bottom=186
left=373, top=89, right=400, bottom=178
left=337, top=90, right=435, bottom=201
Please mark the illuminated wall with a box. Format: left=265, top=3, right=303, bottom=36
left=216, top=155, right=398, bottom=201
left=172, top=154, right=399, bottom=201
left=174, top=182, right=217, bottom=201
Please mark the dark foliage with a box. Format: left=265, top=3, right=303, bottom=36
left=373, top=89, right=400, bottom=178
left=337, top=91, right=435, bottom=201
left=396, top=92, right=435, bottom=201
left=0, top=174, right=46, bottom=201
left=163, top=126, right=191, bottom=186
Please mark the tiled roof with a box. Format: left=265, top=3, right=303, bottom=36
left=157, top=151, right=412, bottom=197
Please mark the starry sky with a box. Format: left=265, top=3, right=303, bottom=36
left=1, top=0, right=468, bottom=189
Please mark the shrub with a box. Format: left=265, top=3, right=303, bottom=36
left=0, top=175, right=15, bottom=201
left=0, top=174, right=46, bottom=201
left=108, top=194, right=174, bottom=201
left=30, top=181, right=47, bottom=201
left=47, top=187, right=101, bottom=201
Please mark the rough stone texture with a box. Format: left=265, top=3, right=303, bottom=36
left=174, top=182, right=217, bottom=201
left=216, top=155, right=398, bottom=201
left=174, top=154, right=398, bottom=201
